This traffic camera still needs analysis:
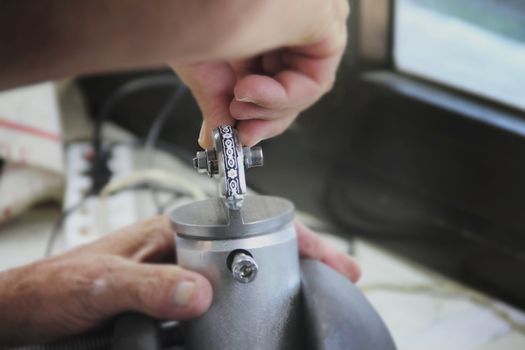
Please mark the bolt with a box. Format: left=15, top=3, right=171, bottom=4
left=193, top=150, right=218, bottom=176
left=205, top=149, right=218, bottom=175
left=243, top=146, right=264, bottom=169
left=193, top=151, right=208, bottom=173
left=231, top=252, right=258, bottom=283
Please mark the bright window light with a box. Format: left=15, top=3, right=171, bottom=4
left=394, top=0, right=525, bottom=111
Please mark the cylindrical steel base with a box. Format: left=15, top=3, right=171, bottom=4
left=176, top=224, right=302, bottom=350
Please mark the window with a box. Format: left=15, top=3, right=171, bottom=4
left=394, top=0, right=525, bottom=111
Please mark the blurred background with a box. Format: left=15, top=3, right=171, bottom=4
left=1, top=0, right=525, bottom=349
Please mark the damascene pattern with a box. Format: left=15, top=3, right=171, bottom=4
left=219, top=125, right=241, bottom=198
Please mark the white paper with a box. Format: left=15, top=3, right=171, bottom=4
left=0, top=82, right=64, bottom=173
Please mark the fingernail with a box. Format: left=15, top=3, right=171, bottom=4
left=198, top=121, right=206, bottom=147
left=174, top=281, right=195, bottom=306
left=236, top=96, right=256, bottom=104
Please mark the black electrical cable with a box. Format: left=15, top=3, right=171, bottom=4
left=144, top=85, right=187, bottom=154
left=89, top=74, right=181, bottom=195
left=50, top=74, right=189, bottom=256
left=44, top=185, right=184, bottom=257
left=50, top=76, right=188, bottom=254
left=44, top=196, right=91, bottom=257
left=144, top=84, right=188, bottom=214
left=92, top=74, right=180, bottom=154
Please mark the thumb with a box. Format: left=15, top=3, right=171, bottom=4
left=95, top=258, right=213, bottom=321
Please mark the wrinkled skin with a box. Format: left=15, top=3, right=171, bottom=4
left=173, top=1, right=349, bottom=148
left=0, top=216, right=359, bottom=346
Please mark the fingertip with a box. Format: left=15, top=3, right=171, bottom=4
left=234, top=75, right=287, bottom=110
left=323, top=252, right=362, bottom=283
left=351, top=261, right=362, bottom=283
left=198, top=138, right=210, bottom=149
left=236, top=119, right=267, bottom=146
left=189, top=274, right=213, bottom=315
left=239, top=135, right=261, bottom=148
left=198, top=115, right=236, bottom=149
left=340, top=253, right=362, bottom=283
left=295, top=220, right=362, bottom=282
left=198, top=121, right=212, bottom=149
left=237, top=116, right=295, bottom=146
left=117, top=263, right=214, bottom=321
left=230, top=100, right=256, bottom=120
left=170, top=271, right=213, bottom=320
left=230, top=100, right=282, bottom=121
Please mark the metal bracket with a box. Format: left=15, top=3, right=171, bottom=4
left=193, top=125, right=263, bottom=210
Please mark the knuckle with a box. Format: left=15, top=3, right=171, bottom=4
left=85, top=256, right=119, bottom=297
left=84, top=256, right=160, bottom=314
left=42, top=255, right=119, bottom=320
left=130, top=275, right=164, bottom=312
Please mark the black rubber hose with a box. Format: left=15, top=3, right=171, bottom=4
left=8, top=335, right=111, bottom=350
left=111, top=313, right=162, bottom=350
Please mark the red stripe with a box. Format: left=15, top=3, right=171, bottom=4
left=0, top=116, right=61, bottom=143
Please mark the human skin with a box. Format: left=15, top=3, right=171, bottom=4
left=0, top=0, right=354, bottom=345
left=0, top=0, right=349, bottom=147
left=0, top=216, right=360, bottom=346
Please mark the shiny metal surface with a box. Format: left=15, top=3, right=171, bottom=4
left=243, top=146, right=264, bottom=169
left=192, top=126, right=264, bottom=210
left=230, top=252, right=258, bottom=283
left=170, top=196, right=294, bottom=239
left=180, top=125, right=301, bottom=348
left=213, top=126, right=246, bottom=209
left=301, top=259, right=397, bottom=350
left=192, top=150, right=217, bottom=175
left=176, top=224, right=302, bottom=350
left=173, top=117, right=397, bottom=349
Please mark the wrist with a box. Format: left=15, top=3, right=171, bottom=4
left=0, top=267, right=27, bottom=346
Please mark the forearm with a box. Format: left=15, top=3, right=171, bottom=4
left=0, top=0, right=341, bottom=90
left=0, top=0, right=262, bottom=90
left=0, top=265, right=37, bottom=346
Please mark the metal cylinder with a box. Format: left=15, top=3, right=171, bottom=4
left=171, top=196, right=302, bottom=350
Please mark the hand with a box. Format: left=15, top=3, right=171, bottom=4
left=0, top=216, right=359, bottom=346
left=295, top=220, right=361, bottom=282
left=0, top=0, right=349, bottom=92
left=173, top=0, right=350, bottom=148
left=0, top=216, right=211, bottom=346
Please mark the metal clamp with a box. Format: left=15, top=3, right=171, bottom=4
left=193, top=125, right=263, bottom=209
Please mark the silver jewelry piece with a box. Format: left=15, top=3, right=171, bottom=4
left=193, top=125, right=263, bottom=210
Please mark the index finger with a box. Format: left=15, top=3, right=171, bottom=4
left=69, top=216, right=175, bottom=263
left=295, top=220, right=361, bottom=282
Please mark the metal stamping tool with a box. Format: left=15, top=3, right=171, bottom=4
left=193, top=125, right=263, bottom=209
left=170, top=125, right=396, bottom=350
left=172, top=125, right=302, bottom=350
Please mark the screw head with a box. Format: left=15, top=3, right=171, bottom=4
left=193, top=150, right=218, bottom=176
left=243, top=146, right=264, bottom=169
left=193, top=151, right=208, bottom=173
left=231, top=253, right=258, bottom=283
